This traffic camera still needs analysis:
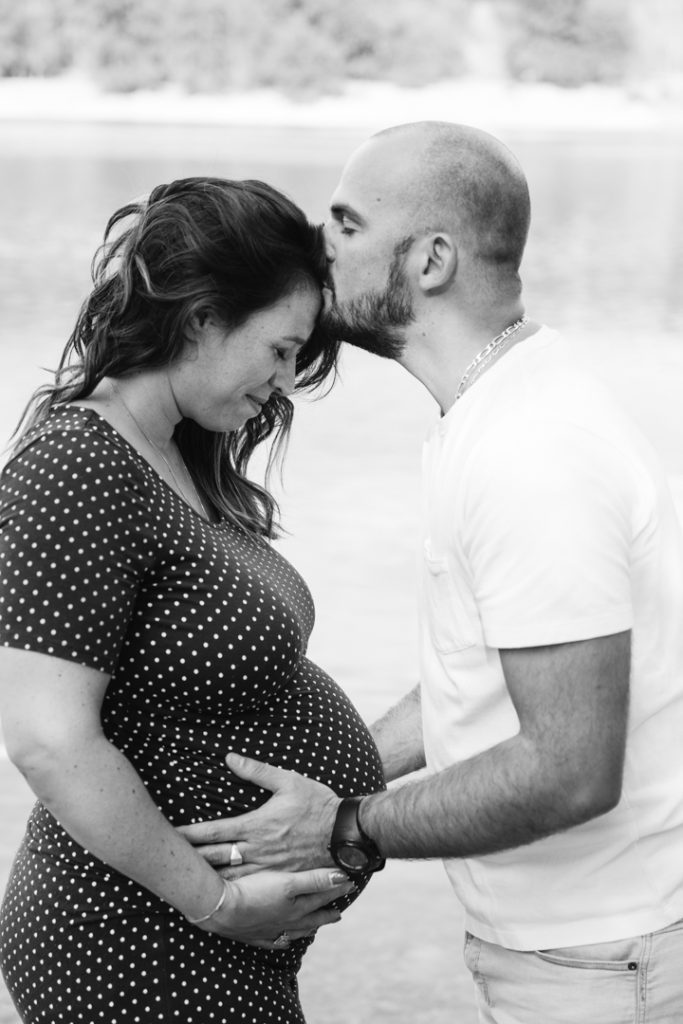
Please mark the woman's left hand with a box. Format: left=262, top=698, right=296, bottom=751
left=197, top=867, right=354, bottom=946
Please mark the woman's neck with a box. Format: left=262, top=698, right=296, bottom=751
left=97, top=372, right=181, bottom=451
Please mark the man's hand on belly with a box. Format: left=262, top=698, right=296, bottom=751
left=177, top=753, right=340, bottom=876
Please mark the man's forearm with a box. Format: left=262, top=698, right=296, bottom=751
left=371, top=684, right=426, bottom=782
left=361, top=636, right=629, bottom=859
left=359, top=732, right=608, bottom=860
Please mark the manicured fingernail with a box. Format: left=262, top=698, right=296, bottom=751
left=329, top=870, right=349, bottom=885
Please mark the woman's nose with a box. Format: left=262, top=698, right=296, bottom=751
left=272, top=358, right=297, bottom=397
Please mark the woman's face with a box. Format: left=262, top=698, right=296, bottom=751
left=171, top=283, right=322, bottom=432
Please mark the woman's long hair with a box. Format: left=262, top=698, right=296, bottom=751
left=14, top=177, right=339, bottom=537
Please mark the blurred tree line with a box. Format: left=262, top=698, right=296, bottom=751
left=0, top=0, right=679, bottom=94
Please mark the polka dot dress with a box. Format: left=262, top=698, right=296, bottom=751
left=0, top=407, right=385, bottom=1024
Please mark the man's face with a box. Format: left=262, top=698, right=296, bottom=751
left=322, top=139, right=416, bottom=359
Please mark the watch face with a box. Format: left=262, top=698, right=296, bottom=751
left=337, top=845, right=369, bottom=872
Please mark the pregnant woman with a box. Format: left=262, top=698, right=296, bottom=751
left=0, top=177, right=385, bottom=1024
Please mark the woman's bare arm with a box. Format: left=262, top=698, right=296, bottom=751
left=0, top=647, right=352, bottom=940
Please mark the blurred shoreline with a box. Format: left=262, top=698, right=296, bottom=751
left=0, top=74, right=682, bottom=135
left=1, top=71, right=682, bottom=1024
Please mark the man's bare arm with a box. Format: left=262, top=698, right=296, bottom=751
left=361, top=632, right=630, bottom=857
left=181, top=632, right=630, bottom=870
left=371, top=684, right=426, bottom=782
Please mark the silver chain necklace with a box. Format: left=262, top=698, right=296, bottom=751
left=454, top=315, right=529, bottom=403
left=113, top=383, right=210, bottom=521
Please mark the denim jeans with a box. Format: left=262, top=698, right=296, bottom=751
left=463, top=918, right=683, bottom=1023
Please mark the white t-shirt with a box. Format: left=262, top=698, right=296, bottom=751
left=419, top=326, right=683, bottom=949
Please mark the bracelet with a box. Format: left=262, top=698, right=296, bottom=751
left=185, top=880, right=229, bottom=924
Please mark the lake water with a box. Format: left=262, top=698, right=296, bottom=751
left=2, top=121, right=683, bottom=720
left=0, top=120, right=682, bottom=1023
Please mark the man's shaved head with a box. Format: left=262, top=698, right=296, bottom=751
left=322, top=120, right=531, bottom=360
left=370, top=121, right=531, bottom=271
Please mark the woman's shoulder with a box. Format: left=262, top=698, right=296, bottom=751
left=8, top=405, right=141, bottom=469
left=2, top=405, right=151, bottom=505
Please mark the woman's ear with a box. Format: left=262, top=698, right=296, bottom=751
left=187, top=309, right=210, bottom=340
left=417, top=233, right=457, bottom=294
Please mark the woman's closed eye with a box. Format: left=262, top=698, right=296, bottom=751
left=274, top=345, right=298, bottom=362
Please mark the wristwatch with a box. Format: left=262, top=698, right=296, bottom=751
left=329, top=796, right=386, bottom=877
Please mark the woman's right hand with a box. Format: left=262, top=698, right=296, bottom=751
left=197, top=868, right=355, bottom=947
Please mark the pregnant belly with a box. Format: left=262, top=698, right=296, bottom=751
left=15, top=660, right=385, bottom=925
left=120, top=657, right=386, bottom=825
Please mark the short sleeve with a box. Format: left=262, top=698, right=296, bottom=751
left=460, top=420, right=639, bottom=648
left=0, top=422, right=157, bottom=672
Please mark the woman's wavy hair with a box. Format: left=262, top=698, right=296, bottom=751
left=15, top=176, right=339, bottom=537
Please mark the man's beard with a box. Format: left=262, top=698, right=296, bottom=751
left=321, top=237, right=415, bottom=360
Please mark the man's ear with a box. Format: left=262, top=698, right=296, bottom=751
left=417, top=233, right=457, bottom=293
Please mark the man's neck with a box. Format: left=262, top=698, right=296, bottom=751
left=397, top=312, right=536, bottom=415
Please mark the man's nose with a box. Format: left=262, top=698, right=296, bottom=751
left=323, top=222, right=335, bottom=262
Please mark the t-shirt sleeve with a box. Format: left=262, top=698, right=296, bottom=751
left=0, top=425, right=156, bottom=673
left=460, top=419, right=639, bottom=649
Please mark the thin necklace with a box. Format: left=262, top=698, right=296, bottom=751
left=112, top=383, right=211, bottom=521
left=454, top=315, right=529, bottom=403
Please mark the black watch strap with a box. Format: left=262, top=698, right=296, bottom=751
left=329, top=796, right=385, bottom=876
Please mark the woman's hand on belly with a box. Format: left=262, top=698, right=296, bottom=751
left=199, top=868, right=354, bottom=945
left=178, top=753, right=340, bottom=873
